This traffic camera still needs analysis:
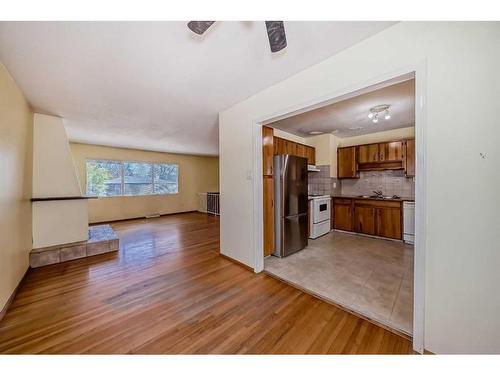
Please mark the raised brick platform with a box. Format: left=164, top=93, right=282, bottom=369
left=30, top=225, right=119, bottom=268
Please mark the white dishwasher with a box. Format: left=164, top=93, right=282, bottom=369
left=403, top=201, right=415, bottom=244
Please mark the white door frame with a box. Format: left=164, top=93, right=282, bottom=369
left=251, top=62, right=427, bottom=353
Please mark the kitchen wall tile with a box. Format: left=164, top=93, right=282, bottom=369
left=342, top=170, right=415, bottom=198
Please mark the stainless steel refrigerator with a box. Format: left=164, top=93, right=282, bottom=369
left=273, top=154, right=308, bottom=257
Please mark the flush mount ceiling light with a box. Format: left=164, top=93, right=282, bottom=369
left=368, top=104, right=391, bottom=124
left=309, top=131, right=323, bottom=135
left=348, top=126, right=364, bottom=131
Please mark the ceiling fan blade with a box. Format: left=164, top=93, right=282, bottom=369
left=265, top=21, right=287, bottom=53
left=187, top=21, right=215, bottom=35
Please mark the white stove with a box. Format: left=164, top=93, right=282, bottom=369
left=308, top=195, right=331, bottom=239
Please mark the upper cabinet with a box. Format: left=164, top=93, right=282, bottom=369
left=338, top=139, right=413, bottom=179
left=358, top=141, right=403, bottom=163
left=273, top=136, right=315, bottom=165
left=358, top=144, right=379, bottom=163
left=304, top=145, right=315, bottom=165
left=337, top=147, right=358, bottom=179
left=405, top=139, right=415, bottom=177
left=379, top=141, right=404, bottom=162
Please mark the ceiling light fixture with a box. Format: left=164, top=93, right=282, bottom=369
left=309, top=131, right=323, bottom=135
left=368, top=104, right=391, bottom=124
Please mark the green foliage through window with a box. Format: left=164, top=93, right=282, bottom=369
left=86, top=159, right=178, bottom=197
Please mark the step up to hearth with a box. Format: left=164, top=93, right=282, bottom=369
left=30, top=225, right=119, bottom=268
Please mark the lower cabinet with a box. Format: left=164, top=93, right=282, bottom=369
left=333, top=199, right=353, bottom=231
left=335, top=198, right=402, bottom=240
left=377, top=206, right=402, bottom=239
left=353, top=206, right=377, bottom=236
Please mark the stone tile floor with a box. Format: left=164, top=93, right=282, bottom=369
left=265, top=230, right=414, bottom=335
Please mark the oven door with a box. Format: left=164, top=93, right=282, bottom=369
left=313, top=198, right=331, bottom=223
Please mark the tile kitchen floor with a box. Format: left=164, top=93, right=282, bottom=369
left=264, top=231, right=414, bottom=335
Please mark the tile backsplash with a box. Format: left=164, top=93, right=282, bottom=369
left=308, top=166, right=415, bottom=198
left=341, top=170, right=415, bottom=198
left=308, top=165, right=341, bottom=196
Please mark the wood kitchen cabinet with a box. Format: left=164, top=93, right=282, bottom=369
left=339, top=139, right=413, bottom=176
left=379, top=141, right=404, bottom=162
left=334, top=198, right=403, bottom=240
left=358, top=144, right=379, bottom=163
left=305, top=145, right=315, bottom=165
left=354, top=205, right=377, bottom=235
left=337, top=147, right=358, bottom=179
left=263, top=175, right=274, bottom=256
left=405, top=139, right=415, bottom=177
left=284, top=139, right=297, bottom=155
left=377, top=206, right=402, bottom=239
left=262, top=126, right=274, bottom=176
left=358, top=141, right=403, bottom=164
left=333, top=199, right=353, bottom=231
left=273, top=136, right=316, bottom=165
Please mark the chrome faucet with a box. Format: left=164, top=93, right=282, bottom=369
left=373, top=190, right=383, bottom=198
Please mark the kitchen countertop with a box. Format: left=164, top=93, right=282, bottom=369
left=331, top=195, right=415, bottom=202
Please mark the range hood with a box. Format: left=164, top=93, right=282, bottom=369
left=308, top=165, right=320, bottom=172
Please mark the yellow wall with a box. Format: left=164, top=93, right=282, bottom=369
left=0, top=63, right=33, bottom=311
left=70, top=143, right=219, bottom=223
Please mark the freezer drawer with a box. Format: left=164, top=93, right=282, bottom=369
left=274, top=213, right=308, bottom=257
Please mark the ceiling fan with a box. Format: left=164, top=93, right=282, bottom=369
left=187, top=21, right=287, bottom=53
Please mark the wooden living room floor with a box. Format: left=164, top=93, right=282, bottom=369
left=0, top=212, right=413, bottom=354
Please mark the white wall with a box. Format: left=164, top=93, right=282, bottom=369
left=32, top=114, right=88, bottom=248
left=219, top=22, right=500, bottom=353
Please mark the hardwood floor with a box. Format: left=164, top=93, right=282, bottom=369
left=0, top=212, right=413, bottom=354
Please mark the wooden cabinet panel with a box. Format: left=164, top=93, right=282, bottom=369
left=354, top=205, right=377, bottom=235
left=358, top=144, right=379, bottom=163
left=337, top=147, right=358, bottom=179
left=263, top=176, right=274, bottom=256
left=379, top=141, right=404, bottom=162
left=405, top=139, right=415, bottom=177
left=377, top=207, right=402, bottom=240
left=333, top=202, right=353, bottom=231
left=331, top=197, right=334, bottom=230
left=273, top=137, right=285, bottom=155
left=284, top=140, right=297, bottom=155
left=296, top=143, right=307, bottom=159
left=262, top=126, right=274, bottom=176
left=273, top=137, right=315, bottom=164
left=305, top=146, right=315, bottom=165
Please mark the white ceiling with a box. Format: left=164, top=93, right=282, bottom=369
left=270, top=77, right=415, bottom=138
left=0, top=21, right=396, bottom=155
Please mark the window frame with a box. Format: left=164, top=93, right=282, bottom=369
left=85, top=158, right=179, bottom=197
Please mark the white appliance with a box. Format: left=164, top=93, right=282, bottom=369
left=309, top=195, right=331, bottom=239
left=307, top=165, right=320, bottom=172
left=403, top=201, right=415, bottom=244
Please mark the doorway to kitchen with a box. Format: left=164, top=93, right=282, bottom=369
left=258, top=71, right=420, bottom=340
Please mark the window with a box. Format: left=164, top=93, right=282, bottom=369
left=86, top=160, right=122, bottom=197
left=86, top=159, right=178, bottom=197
